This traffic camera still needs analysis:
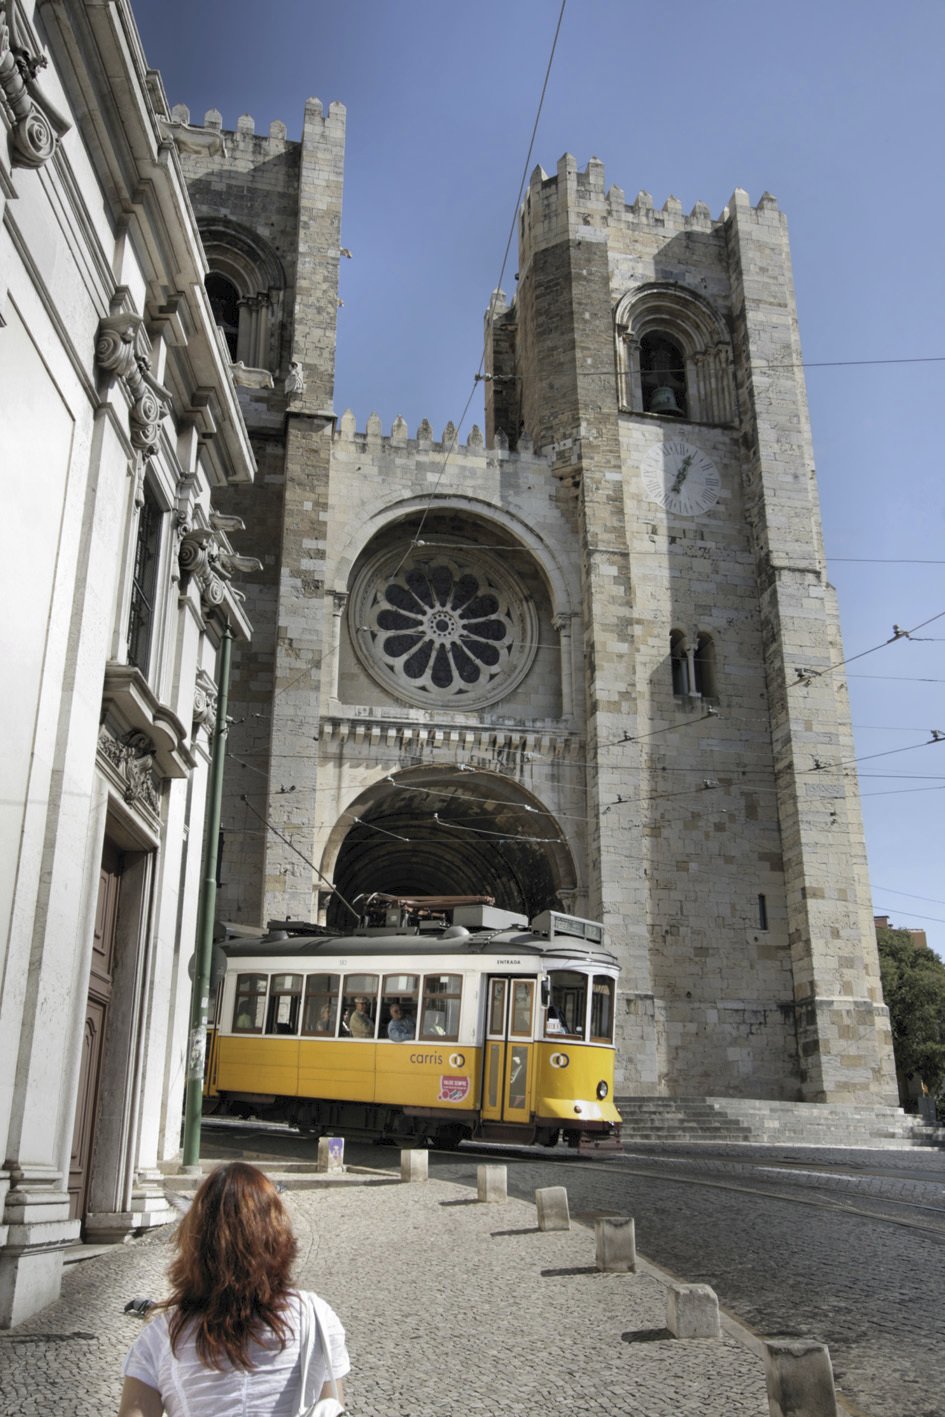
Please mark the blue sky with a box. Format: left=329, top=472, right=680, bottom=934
left=135, top=0, right=945, bottom=956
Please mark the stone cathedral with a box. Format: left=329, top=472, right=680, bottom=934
left=174, top=102, right=896, bottom=1111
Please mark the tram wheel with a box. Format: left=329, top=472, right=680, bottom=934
left=433, top=1124, right=466, bottom=1150
left=537, top=1127, right=560, bottom=1148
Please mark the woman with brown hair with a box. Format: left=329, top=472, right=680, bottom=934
left=118, top=1162, right=348, bottom=1416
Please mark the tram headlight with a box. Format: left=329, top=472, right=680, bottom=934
left=596, top=1080, right=609, bottom=1100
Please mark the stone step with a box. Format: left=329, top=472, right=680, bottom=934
left=614, top=1096, right=944, bottom=1148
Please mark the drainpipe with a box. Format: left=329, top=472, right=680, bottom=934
left=181, top=622, right=232, bottom=1172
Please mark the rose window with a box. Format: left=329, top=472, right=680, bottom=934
left=350, top=550, right=537, bottom=708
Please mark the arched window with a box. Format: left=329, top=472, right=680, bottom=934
left=670, top=629, right=690, bottom=696
left=640, top=332, right=687, bottom=417
left=694, top=632, right=718, bottom=700
left=615, top=283, right=736, bottom=425
left=198, top=220, right=286, bottom=372
left=670, top=629, right=719, bottom=701
left=205, top=273, right=240, bottom=360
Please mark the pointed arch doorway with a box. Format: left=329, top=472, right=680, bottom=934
left=323, top=766, right=576, bottom=929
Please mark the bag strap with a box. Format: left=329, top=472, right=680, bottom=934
left=296, top=1291, right=341, bottom=1415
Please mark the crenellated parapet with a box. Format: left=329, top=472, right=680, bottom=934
left=166, top=102, right=295, bottom=154
left=519, top=153, right=783, bottom=256
left=333, top=409, right=552, bottom=464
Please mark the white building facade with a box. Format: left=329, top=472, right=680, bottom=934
left=0, top=0, right=256, bottom=1324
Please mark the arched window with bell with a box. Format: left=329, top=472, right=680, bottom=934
left=615, top=283, right=736, bottom=426
left=640, top=332, right=688, bottom=418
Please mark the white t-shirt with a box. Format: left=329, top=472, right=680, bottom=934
left=122, top=1290, right=349, bottom=1416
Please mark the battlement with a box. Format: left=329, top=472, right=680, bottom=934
left=167, top=97, right=345, bottom=153
left=521, top=154, right=783, bottom=248
left=334, top=410, right=552, bottom=463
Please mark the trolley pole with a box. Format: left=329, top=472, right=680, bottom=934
left=181, top=623, right=232, bottom=1172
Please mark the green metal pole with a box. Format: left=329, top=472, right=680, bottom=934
left=181, top=623, right=233, bottom=1171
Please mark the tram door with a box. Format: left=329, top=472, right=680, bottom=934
left=481, top=977, right=536, bottom=1125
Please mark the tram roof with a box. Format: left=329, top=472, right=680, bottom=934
left=220, top=929, right=618, bottom=968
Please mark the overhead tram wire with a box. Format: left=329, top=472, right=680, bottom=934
left=791, top=608, right=945, bottom=688
left=388, top=0, right=568, bottom=582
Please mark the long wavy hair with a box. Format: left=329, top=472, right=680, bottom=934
left=161, top=1162, right=299, bottom=1370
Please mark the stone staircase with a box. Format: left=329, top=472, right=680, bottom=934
left=614, top=1096, right=945, bottom=1148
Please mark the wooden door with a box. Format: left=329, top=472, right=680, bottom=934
left=68, top=842, right=121, bottom=1223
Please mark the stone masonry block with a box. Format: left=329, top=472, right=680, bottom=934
left=316, top=1136, right=344, bottom=1173
left=400, top=1149, right=428, bottom=1183
left=665, top=1281, right=720, bottom=1339
left=764, top=1339, right=838, bottom=1417
left=595, top=1215, right=636, bottom=1272
left=535, top=1185, right=570, bottom=1230
left=477, top=1165, right=507, bottom=1203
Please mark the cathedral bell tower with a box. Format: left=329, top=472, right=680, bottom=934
left=485, top=156, right=896, bottom=1105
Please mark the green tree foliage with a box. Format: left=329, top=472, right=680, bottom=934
left=877, top=927, right=945, bottom=1100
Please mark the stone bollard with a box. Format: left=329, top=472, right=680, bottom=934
left=400, top=1148, right=429, bottom=1183
left=535, top=1185, right=570, bottom=1230
left=764, top=1339, right=838, bottom=1417
left=316, top=1136, right=345, bottom=1173
left=477, top=1164, right=507, bottom=1203
left=665, top=1282, right=720, bottom=1339
left=594, top=1215, right=636, bottom=1271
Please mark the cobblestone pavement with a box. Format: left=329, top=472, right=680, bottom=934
left=0, top=1174, right=773, bottom=1417
left=422, top=1145, right=945, bottom=1417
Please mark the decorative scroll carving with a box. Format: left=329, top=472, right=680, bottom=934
left=0, top=4, right=70, bottom=170
left=95, top=314, right=171, bottom=462
left=192, top=669, right=218, bottom=736
left=98, top=721, right=161, bottom=816
left=178, top=523, right=263, bottom=620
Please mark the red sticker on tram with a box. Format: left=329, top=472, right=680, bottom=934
left=437, top=1075, right=469, bottom=1103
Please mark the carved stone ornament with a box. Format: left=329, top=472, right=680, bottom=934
left=157, top=115, right=226, bottom=158
left=192, top=668, right=218, bottom=736
left=283, top=359, right=305, bottom=397
left=95, top=314, right=171, bottom=461
left=179, top=523, right=263, bottom=620
left=97, top=721, right=161, bottom=816
left=0, top=4, right=70, bottom=170
left=231, top=361, right=274, bottom=390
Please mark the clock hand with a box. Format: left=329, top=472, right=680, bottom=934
left=670, top=454, right=694, bottom=494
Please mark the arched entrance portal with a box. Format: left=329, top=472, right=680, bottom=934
left=324, top=766, right=576, bottom=929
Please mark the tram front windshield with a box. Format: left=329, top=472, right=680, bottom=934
left=545, top=970, right=615, bottom=1042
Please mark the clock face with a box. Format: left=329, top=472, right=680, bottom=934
left=641, top=440, right=721, bottom=516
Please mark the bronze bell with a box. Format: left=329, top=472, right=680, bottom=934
left=649, top=384, right=682, bottom=415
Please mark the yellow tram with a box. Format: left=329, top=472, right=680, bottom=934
left=206, top=895, right=622, bottom=1151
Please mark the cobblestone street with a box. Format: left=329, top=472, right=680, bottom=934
left=0, top=1174, right=770, bottom=1417
left=3, top=1133, right=942, bottom=1416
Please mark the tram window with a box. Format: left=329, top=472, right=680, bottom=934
left=265, top=974, right=302, bottom=1034
left=420, top=974, right=462, bottom=1041
left=546, top=970, right=587, bottom=1037
left=382, top=973, right=418, bottom=1041
left=233, top=973, right=267, bottom=1033
left=301, top=973, right=341, bottom=1036
left=487, top=979, right=505, bottom=1035
left=590, top=976, right=615, bottom=1043
left=508, top=1046, right=528, bottom=1109
left=510, top=980, right=535, bottom=1038
left=341, top=974, right=378, bottom=1039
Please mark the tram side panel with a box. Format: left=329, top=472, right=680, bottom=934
left=208, top=938, right=621, bottom=1143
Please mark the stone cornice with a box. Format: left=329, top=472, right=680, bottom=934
left=101, top=662, right=195, bottom=780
